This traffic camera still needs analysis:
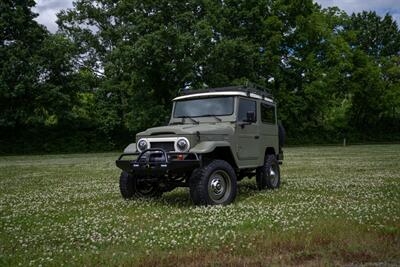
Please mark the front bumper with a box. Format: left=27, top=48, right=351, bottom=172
left=115, top=148, right=201, bottom=177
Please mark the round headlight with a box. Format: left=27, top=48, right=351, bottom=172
left=176, top=138, right=189, bottom=152
left=137, top=139, right=148, bottom=152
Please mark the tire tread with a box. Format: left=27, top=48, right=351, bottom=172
left=189, top=160, right=237, bottom=206
left=256, top=155, right=280, bottom=190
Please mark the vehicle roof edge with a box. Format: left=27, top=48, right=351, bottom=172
left=176, top=83, right=274, bottom=102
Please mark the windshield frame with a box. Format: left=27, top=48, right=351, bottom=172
left=172, top=96, right=235, bottom=118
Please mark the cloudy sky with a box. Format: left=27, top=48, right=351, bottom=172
left=33, top=0, right=73, bottom=32
left=33, top=0, right=400, bottom=33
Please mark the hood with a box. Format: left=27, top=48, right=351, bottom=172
left=137, top=123, right=234, bottom=136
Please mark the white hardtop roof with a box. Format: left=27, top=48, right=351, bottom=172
left=173, top=91, right=274, bottom=103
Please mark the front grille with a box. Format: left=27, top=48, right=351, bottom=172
left=150, top=142, right=175, bottom=152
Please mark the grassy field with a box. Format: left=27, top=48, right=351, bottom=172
left=0, top=145, right=399, bottom=266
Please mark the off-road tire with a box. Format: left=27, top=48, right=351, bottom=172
left=119, top=171, right=162, bottom=199
left=256, top=155, right=281, bottom=190
left=119, top=171, right=135, bottom=199
left=189, top=160, right=237, bottom=206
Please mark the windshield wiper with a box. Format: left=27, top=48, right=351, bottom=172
left=179, top=116, right=199, bottom=124
left=209, top=114, right=222, bottom=122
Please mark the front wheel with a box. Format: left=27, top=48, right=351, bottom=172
left=119, top=171, right=162, bottom=199
left=256, top=155, right=281, bottom=190
left=189, top=160, right=237, bottom=206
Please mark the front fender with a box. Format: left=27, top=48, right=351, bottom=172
left=190, top=141, right=232, bottom=154
left=123, top=143, right=137, bottom=153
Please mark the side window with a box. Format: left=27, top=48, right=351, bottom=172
left=261, top=103, right=276, bottom=124
left=238, top=98, right=256, bottom=122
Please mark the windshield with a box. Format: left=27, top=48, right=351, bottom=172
left=174, top=97, right=234, bottom=118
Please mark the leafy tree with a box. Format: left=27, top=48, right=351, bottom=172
left=58, top=0, right=326, bottom=136
left=344, top=11, right=400, bottom=138
left=348, top=11, right=400, bottom=58
left=2, top=0, right=400, bottom=153
left=0, top=0, right=48, bottom=128
left=0, top=0, right=99, bottom=152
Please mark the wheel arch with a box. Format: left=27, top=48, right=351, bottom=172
left=201, top=146, right=238, bottom=169
left=190, top=141, right=239, bottom=169
left=265, top=147, right=276, bottom=157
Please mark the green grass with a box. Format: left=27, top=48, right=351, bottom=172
left=0, top=145, right=399, bottom=266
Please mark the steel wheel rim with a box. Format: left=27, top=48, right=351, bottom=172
left=268, top=163, right=279, bottom=187
left=137, top=182, right=154, bottom=195
left=208, top=170, right=231, bottom=203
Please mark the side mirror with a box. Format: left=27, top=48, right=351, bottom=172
left=245, top=111, right=256, bottom=123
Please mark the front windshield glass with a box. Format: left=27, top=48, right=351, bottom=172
left=174, top=97, right=234, bottom=118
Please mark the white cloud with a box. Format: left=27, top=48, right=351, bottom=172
left=33, top=0, right=73, bottom=32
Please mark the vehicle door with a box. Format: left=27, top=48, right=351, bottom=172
left=259, top=102, right=278, bottom=161
left=236, top=97, right=260, bottom=162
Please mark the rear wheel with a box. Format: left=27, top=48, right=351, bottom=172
left=256, top=155, right=280, bottom=190
left=119, top=171, right=162, bottom=199
left=189, top=160, right=237, bottom=206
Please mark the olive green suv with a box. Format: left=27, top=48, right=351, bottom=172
left=116, top=84, right=285, bottom=205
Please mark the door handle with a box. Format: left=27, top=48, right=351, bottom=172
left=254, top=136, right=259, bottom=139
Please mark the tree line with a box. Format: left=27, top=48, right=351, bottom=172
left=1, top=0, right=399, bottom=153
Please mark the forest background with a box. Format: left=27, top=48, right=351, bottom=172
left=1, top=0, right=399, bottom=153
